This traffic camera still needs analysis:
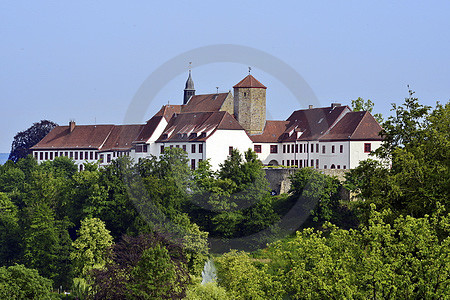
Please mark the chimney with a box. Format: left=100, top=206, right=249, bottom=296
left=331, top=103, right=341, bottom=109
left=69, top=120, right=76, bottom=133
left=308, top=105, right=313, bottom=109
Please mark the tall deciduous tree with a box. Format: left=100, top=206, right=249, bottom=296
left=8, top=120, right=57, bottom=163
left=71, top=217, right=113, bottom=277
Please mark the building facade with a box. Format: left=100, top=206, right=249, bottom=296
left=32, top=73, right=383, bottom=171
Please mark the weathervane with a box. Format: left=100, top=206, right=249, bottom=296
left=248, top=66, right=252, bottom=75
left=189, top=61, right=192, bottom=73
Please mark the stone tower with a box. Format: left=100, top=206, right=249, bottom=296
left=233, top=74, right=267, bottom=134
left=183, top=70, right=195, bottom=104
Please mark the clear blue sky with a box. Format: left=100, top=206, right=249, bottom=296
left=1, top=1, right=449, bottom=153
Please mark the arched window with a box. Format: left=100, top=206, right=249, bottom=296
left=331, top=164, right=336, bottom=169
left=268, top=160, right=279, bottom=166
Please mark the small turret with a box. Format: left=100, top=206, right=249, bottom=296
left=183, top=70, right=195, bottom=104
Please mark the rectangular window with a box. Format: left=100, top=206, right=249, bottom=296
left=316, top=144, right=319, bottom=153
left=291, top=145, right=295, bottom=153
left=364, top=143, right=371, bottom=153
left=49, top=152, right=53, bottom=160
left=282, top=160, right=284, bottom=166
left=182, top=145, right=186, bottom=152
left=191, top=159, right=195, bottom=170
left=95, top=152, right=98, bottom=160
left=295, top=160, right=298, bottom=166
left=311, top=144, right=314, bottom=153
left=192, top=144, right=196, bottom=153
left=70, top=152, right=73, bottom=159
left=287, top=145, right=290, bottom=153
left=322, top=145, right=326, bottom=154
left=107, top=154, right=111, bottom=163
left=90, top=152, right=94, bottom=160
left=332, top=145, right=335, bottom=153
left=44, top=152, right=48, bottom=160
left=60, top=152, right=63, bottom=157
left=40, top=152, right=43, bottom=160
left=143, top=144, right=148, bottom=152
left=160, top=146, right=165, bottom=154
left=75, top=152, right=78, bottom=160
left=199, top=144, right=203, bottom=153
left=65, top=151, right=68, bottom=157
left=170, top=145, right=173, bottom=149
left=295, top=144, right=298, bottom=153
left=291, top=160, right=294, bottom=166
left=55, top=152, right=58, bottom=158
left=300, top=160, right=303, bottom=168
left=283, top=145, right=286, bottom=153
left=337, top=165, right=341, bottom=169
left=324, top=165, right=327, bottom=169
left=34, top=152, right=38, bottom=159
left=299, top=144, right=303, bottom=153
left=270, top=145, right=278, bottom=153
left=254, top=145, right=261, bottom=153
left=306, top=144, right=309, bottom=153
left=99, top=154, right=104, bottom=163
left=229, top=146, right=233, bottom=156
left=305, top=159, right=308, bottom=167
left=316, top=159, right=319, bottom=169
left=311, top=159, right=314, bottom=167
left=343, top=165, right=346, bottom=169
left=340, top=145, right=343, bottom=153
left=286, top=160, right=290, bottom=166
left=80, top=152, right=83, bottom=160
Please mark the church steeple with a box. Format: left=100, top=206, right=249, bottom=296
left=183, top=66, right=195, bottom=104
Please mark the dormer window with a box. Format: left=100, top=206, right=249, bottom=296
left=190, top=133, right=197, bottom=139
left=200, top=132, right=206, bottom=138
left=162, top=134, right=168, bottom=139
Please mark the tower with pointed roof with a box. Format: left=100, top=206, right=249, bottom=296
left=233, top=74, right=267, bottom=134
left=183, top=70, right=195, bottom=104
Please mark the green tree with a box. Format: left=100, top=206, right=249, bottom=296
left=71, top=217, right=113, bottom=277
left=0, top=264, right=55, bottom=300
left=0, top=193, right=22, bottom=266
left=352, top=97, right=383, bottom=123
left=347, top=98, right=450, bottom=218
left=91, top=233, right=189, bottom=299
left=22, top=201, right=73, bottom=289
left=264, top=205, right=450, bottom=299
left=289, top=167, right=340, bottom=222
left=215, top=250, right=283, bottom=300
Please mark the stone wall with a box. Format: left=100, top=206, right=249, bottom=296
left=264, top=168, right=350, bottom=198
left=233, top=87, right=266, bottom=134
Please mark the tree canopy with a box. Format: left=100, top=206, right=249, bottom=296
left=8, top=120, right=57, bottom=163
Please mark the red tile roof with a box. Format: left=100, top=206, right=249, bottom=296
left=156, top=111, right=244, bottom=142
left=233, top=75, right=267, bottom=89
left=134, top=116, right=164, bottom=143
left=282, top=105, right=351, bottom=141
left=320, top=111, right=383, bottom=141
left=101, top=124, right=145, bottom=151
left=250, top=121, right=290, bottom=143
left=154, top=105, right=182, bottom=121
left=32, top=124, right=144, bottom=151
left=181, top=93, right=229, bottom=113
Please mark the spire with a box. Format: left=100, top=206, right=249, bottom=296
left=185, top=70, right=195, bottom=90
left=183, top=63, right=195, bottom=104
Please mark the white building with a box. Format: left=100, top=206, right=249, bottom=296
left=32, top=73, right=383, bottom=171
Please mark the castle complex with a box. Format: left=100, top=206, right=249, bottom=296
left=32, top=72, right=383, bottom=171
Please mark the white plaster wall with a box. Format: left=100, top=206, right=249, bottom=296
left=205, top=129, right=253, bottom=170
left=349, top=140, right=382, bottom=169
left=254, top=143, right=282, bottom=165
